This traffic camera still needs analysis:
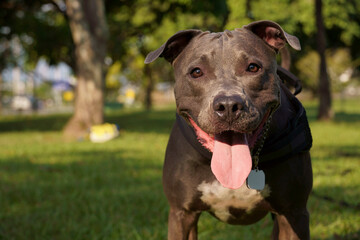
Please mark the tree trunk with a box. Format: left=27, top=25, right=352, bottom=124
left=245, top=0, right=254, bottom=20
left=0, top=40, right=10, bottom=115
left=0, top=72, right=2, bottom=114
left=144, top=64, right=154, bottom=110
left=63, top=0, right=108, bottom=139
left=315, top=0, right=333, bottom=120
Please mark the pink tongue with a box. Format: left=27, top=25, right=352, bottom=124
left=211, top=132, right=252, bottom=189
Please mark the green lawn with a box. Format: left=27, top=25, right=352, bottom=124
left=0, top=99, right=359, bottom=240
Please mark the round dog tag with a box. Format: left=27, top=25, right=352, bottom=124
left=246, top=170, right=265, bottom=190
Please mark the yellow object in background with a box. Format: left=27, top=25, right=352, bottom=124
left=89, top=123, right=119, bottom=143
left=63, top=91, right=74, bottom=102
left=125, top=88, right=135, bottom=105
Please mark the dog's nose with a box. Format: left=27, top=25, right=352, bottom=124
left=213, top=95, right=244, bottom=122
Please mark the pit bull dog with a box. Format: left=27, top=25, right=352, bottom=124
left=145, top=20, right=313, bottom=240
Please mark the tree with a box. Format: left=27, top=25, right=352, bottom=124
left=105, top=0, right=229, bottom=110
left=0, top=40, right=11, bottom=114
left=315, top=0, right=333, bottom=120
left=1, top=0, right=228, bottom=132
left=0, top=1, right=74, bottom=116
left=1, top=0, right=108, bottom=138
left=226, top=0, right=360, bottom=119
left=2, top=0, right=357, bottom=125
left=62, top=0, right=108, bottom=138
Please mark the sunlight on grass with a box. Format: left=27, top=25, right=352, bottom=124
left=305, top=99, right=360, bottom=240
left=0, top=99, right=359, bottom=239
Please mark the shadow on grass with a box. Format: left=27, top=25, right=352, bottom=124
left=1, top=103, right=358, bottom=133
left=0, top=114, right=71, bottom=132
left=334, top=112, right=360, bottom=123
left=312, top=186, right=360, bottom=210
left=304, top=105, right=360, bottom=123
left=313, top=145, right=360, bottom=159
left=0, top=149, right=168, bottom=239
left=310, top=190, right=360, bottom=240
left=325, top=231, right=360, bottom=240
left=304, top=105, right=318, bottom=122
left=0, top=108, right=177, bottom=134
left=106, top=109, right=176, bottom=134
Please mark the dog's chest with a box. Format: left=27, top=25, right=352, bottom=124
left=197, top=181, right=270, bottom=222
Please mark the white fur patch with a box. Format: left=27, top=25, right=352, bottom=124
left=197, top=181, right=270, bottom=222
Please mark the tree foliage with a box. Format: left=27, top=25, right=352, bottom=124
left=1, top=0, right=359, bottom=118
left=105, top=0, right=229, bottom=108
left=0, top=1, right=73, bottom=68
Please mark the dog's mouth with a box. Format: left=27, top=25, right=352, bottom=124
left=187, top=111, right=270, bottom=189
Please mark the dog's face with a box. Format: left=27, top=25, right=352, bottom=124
left=145, top=20, right=300, bottom=189
left=172, top=28, right=279, bottom=140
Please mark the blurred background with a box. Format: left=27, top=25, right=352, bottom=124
left=0, top=0, right=359, bottom=239
left=1, top=0, right=359, bottom=137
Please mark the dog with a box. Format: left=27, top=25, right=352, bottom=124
left=145, top=20, right=313, bottom=240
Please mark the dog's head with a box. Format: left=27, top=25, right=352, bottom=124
left=145, top=20, right=300, bottom=189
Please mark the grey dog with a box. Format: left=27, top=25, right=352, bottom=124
left=145, top=20, right=313, bottom=240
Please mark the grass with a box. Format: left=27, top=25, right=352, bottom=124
left=0, top=98, right=359, bottom=240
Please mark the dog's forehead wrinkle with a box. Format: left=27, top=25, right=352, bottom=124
left=197, top=31, right=211, bottom=39
left=237, top=50, right=249, bottom=60
left=224, top=30, right=234, bottom=38
left=193, top=31, right=233, bottom=64
left=190, top=31, right=256, bottom=69
left=200, top=54, right=208, bottom=61
left=209, top=32, right=223, bottom=40
left=187, top=40, right=221, bottom=64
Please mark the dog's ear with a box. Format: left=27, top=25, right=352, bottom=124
left=144, top=30, right=202, bottom=64
left=244, top=20, right=301, bottom=51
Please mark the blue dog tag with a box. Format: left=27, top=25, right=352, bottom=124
left=246, top=170, right=265, bottom=190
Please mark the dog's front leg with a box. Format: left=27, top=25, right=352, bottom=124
left=271, top=209, right=310, bottom=240
left=167, top=208, right=201, bottom=240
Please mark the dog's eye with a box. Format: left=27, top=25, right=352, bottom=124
left=247, top=63, right=260, bottom=73
left=190, top=68, right=203, bottom=78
